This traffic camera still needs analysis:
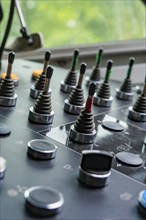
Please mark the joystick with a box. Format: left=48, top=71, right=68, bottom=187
left=78, top=150, right=113, bottom=187
left=60, top=49, right=79, bottom=93
left=32, top=50, right=51, bottom=79
left=93, top=60, right=113, bottom=107
left=29, top=66, right=54, bottom=124
left=116, top=58, right=134, bottom=100
left=0, top=51, right=17, bottom=107
left=69, top=82, right=96, bottom=144
left=128, top=75, right=146, bottom=122
left=64, top=62, right=86, bottom=114
left=86, top=48, right=103, bottom=86
left=30, top=51, right=51, bottom=98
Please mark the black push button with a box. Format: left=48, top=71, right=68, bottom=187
left=0, top=124, right=11, bottom=136
left=24, top=186, right=64, bottom=217
left=115, top=152, right=143, bottom=167
left=138, top=190, right=146, bottom=217
left=102, top=121, right=124, bottom=132
left=27, top=139, right=57, bottom=160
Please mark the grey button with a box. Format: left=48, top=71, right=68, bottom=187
left=27, top=139, right=57, bottom=160
left=115, top=152, right=143, bottom=167
left=24, top=186, right=64, bottom=216
left=102, top=121, right=124, bottom=132
left=0, top=124, right=11, bottom=136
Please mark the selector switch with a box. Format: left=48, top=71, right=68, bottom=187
left=30, top=51, right=51, bottom=98
left=128, top=75, right=146, bottom=122
left=86, top=48, right=103, bottom=86
left=0, top=156, right=7, bottom=179
left=69, top=82, right=97, bottom=144
left=64, top=63, right=86, bottom=115
left=27, top=139, right=57, bottom=160
left=0, top=52, right=17, bottom=107
left=78, top=150, right=113, bottom=187
left=60, top=49, right=79, bottom=93
left=93, top=60, right=113, bottom=108
left=32, top=50, right=51, bottom=80
left=29, top=66, right=54, bottom=124
left=116, top=57, right=134, bottom=100
left=24, top=186, right=64, bottom=217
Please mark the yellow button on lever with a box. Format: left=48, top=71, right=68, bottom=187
left=32, top=69, right=42, bottom=80
left=0, top=72, right=19, bottom=86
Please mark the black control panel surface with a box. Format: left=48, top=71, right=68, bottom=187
left=0, top=59, right=146, bottom=219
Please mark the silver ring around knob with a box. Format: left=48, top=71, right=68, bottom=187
left=78, top=165, right=111, bottom=188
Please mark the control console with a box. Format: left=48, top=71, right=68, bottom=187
left=0, top=55, right=146, bottom=219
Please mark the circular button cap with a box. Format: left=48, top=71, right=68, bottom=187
left=138, top=190, right=146, bottom=216
left=0, top=124, right=11, bottom=136
left=27, top=139, right=57, bottom=160
left=24, top=186, right=64, bottom=216
left=115, top=152, right=143, bottom=167
left=102, top=121, right=124, bottom=132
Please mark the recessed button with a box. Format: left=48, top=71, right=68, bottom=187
left=102, top=121, right=124, bottom=132
left=24, top=186, right=64, bottom=216
left=27, top=139, right=57, bottom=160
left=0, top=124, right=11, bottom=136
left=115, top=152, right=143, bottom=167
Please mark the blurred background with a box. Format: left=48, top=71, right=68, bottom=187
left=1, top=0, right=145, bottom=47
left=0, top=0, right=145, bottom=73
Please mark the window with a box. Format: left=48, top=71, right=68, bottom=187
left=0, top=0, right=145, bottom=48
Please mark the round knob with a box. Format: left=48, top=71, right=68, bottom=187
left=27, top=139, right=57, bottom=160
left=24, top=186, right=64, bottom=217
left=78, top=150, right=113, bottom=187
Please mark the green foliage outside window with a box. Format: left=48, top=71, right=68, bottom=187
left=0, top=0, right=145, bottom=48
